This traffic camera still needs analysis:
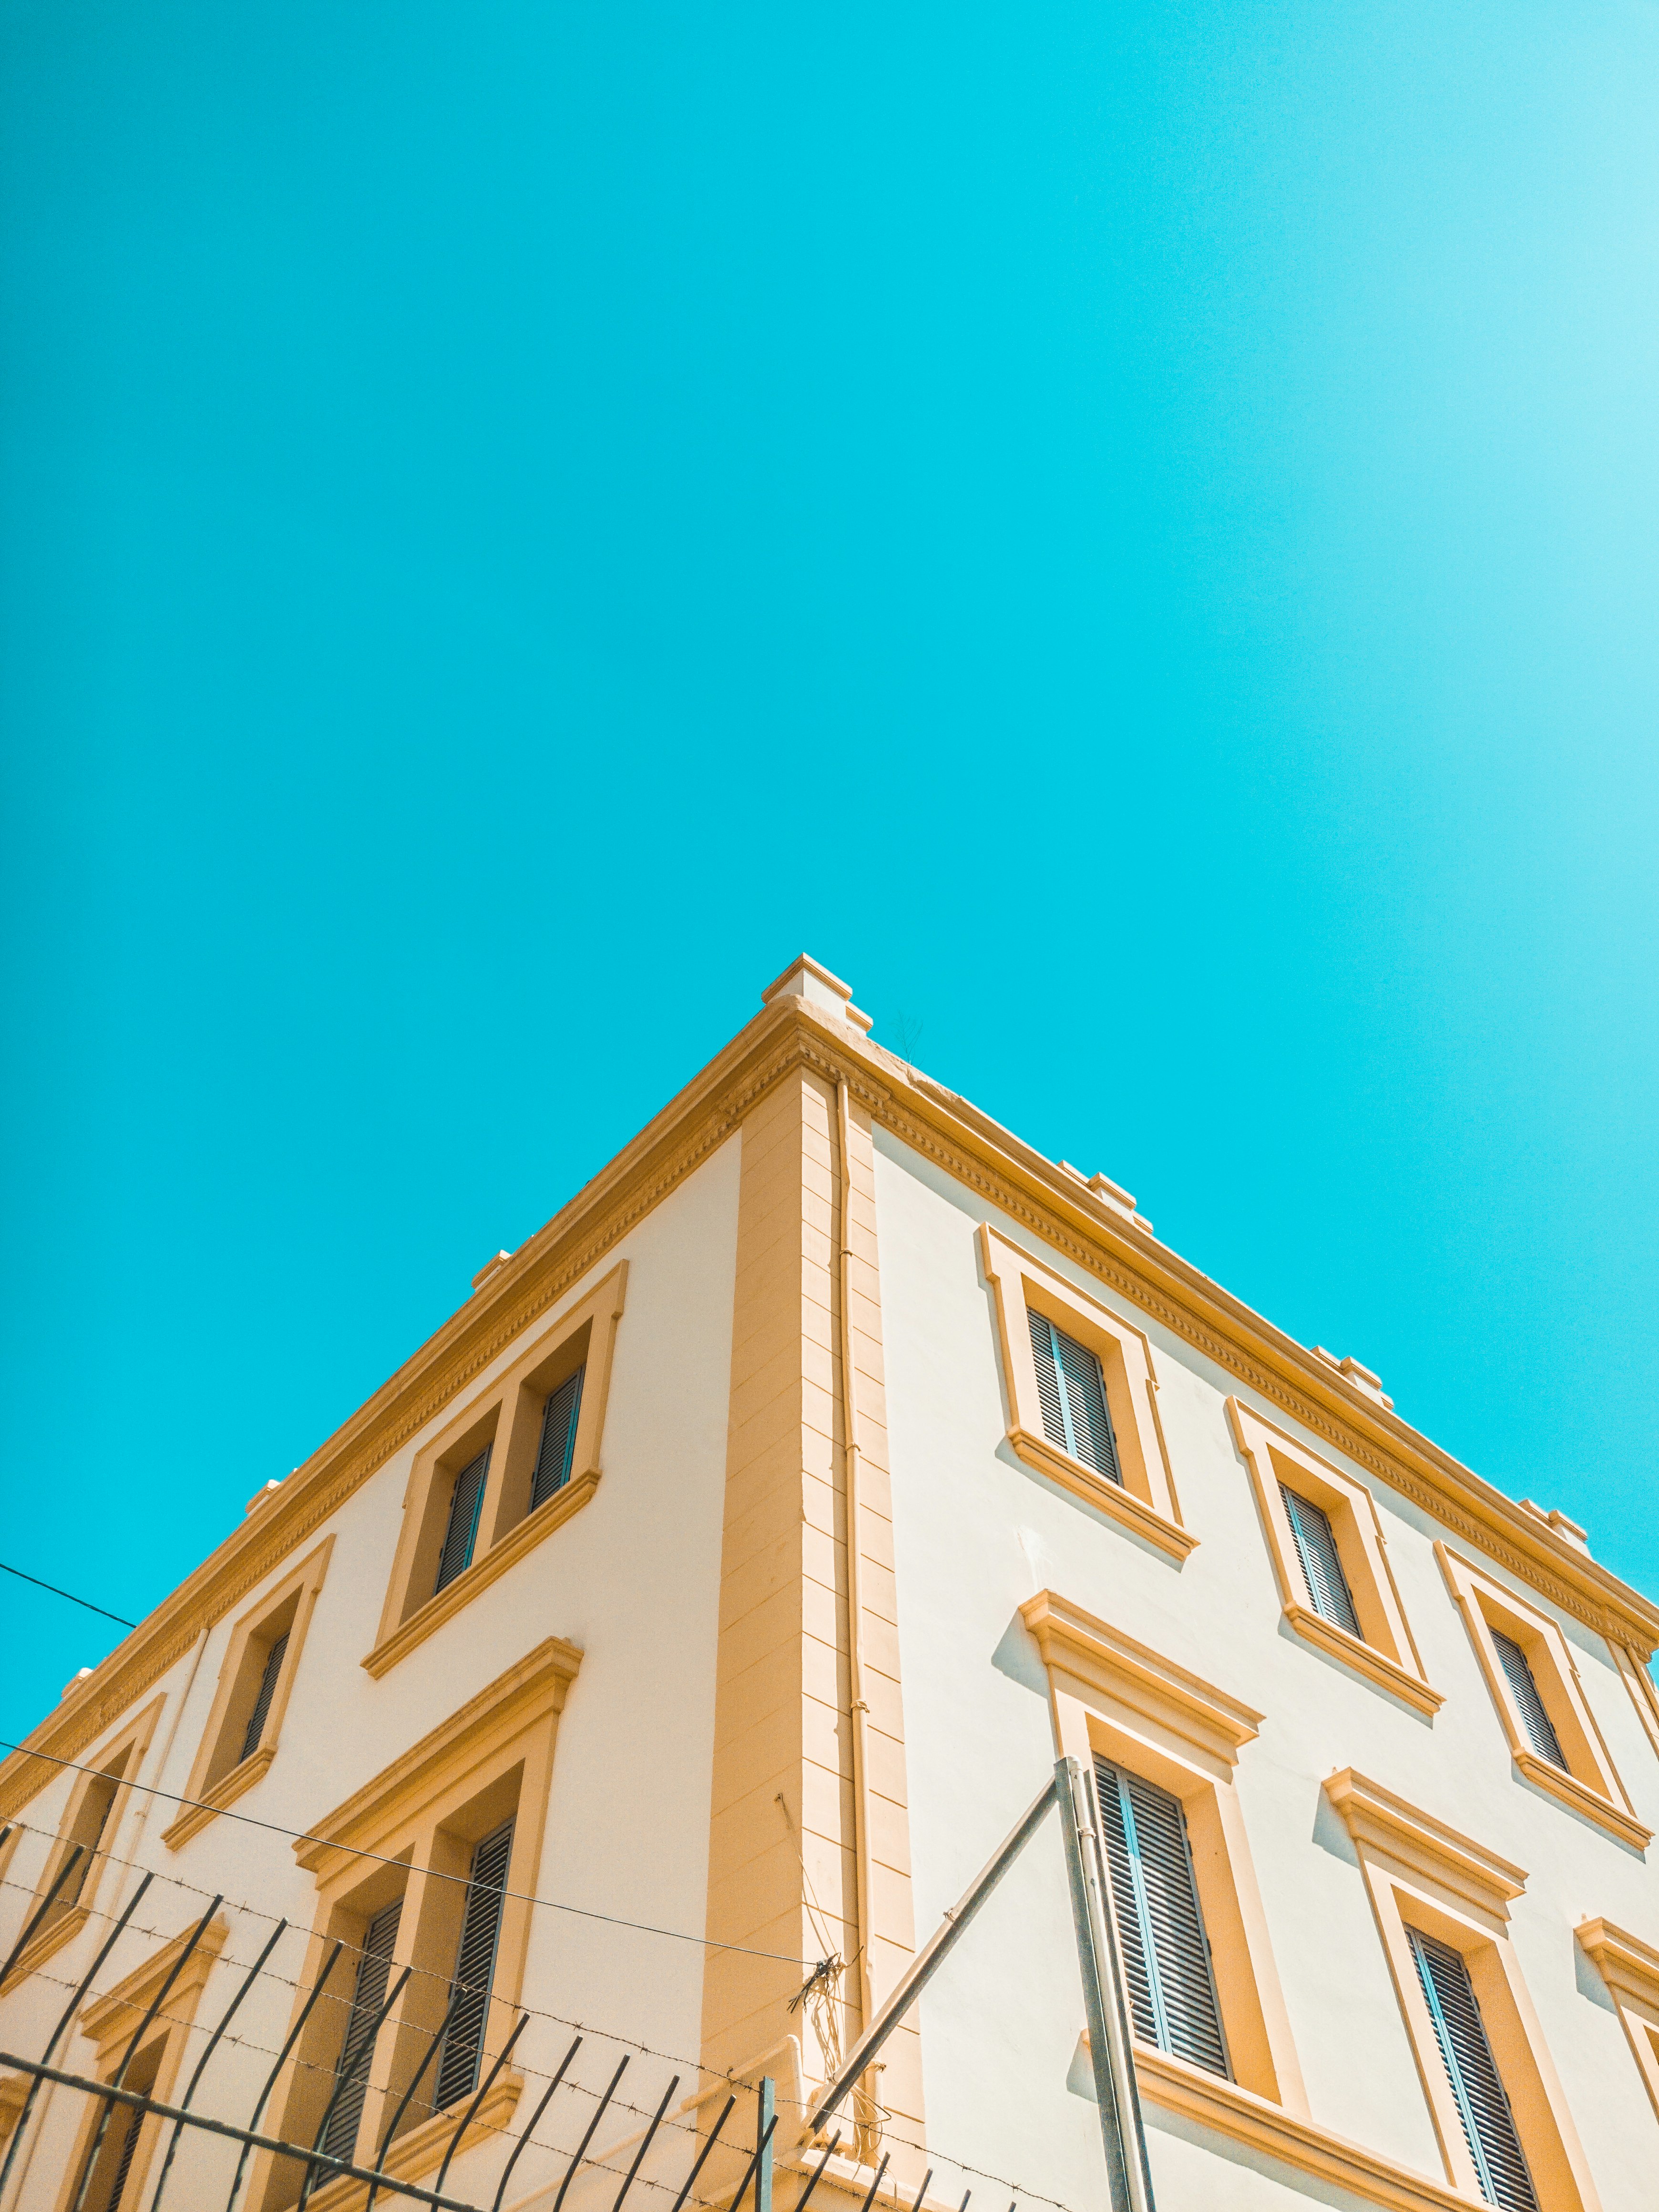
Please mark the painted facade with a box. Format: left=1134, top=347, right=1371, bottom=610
left=3, top=957, right=1659, bottom=2212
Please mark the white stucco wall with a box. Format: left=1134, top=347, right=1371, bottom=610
left=0, top=1132, right=742, bottom=2208
left=872, top=1126, right=1659, bottom=2212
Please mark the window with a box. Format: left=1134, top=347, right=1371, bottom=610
left=318, top=1895, right=405, bottom=2166
left=254, top=1637, right=580, bottom=2208
left=980, top=1228, right=1195, bottom=1561
left=1095, top=1758, right=1228, bottom=2078
left=1489, top=1632, right=1566, bottom=1770
left=434, top=1448, right=491, bottom=1595
left=1325, top=1767, right=1601, bottom=2212
left=164, top=1539, right=332, bottom=1850
left=1228, top=1401, right=1441, bottom=1715
left=1031, top=1315, right=1121, bottom=1484
left=1278, top=1486, right=1360, bottom=1638
left=2, top=1699, right=162, bottom=1995
left=368, top=1261, right=626, bottom=1677
left=434, top=1820, right=514, bottom=2110
left=1406, top=1929, right=1537, bottom=2212
left=1437, top=1544, right=1650, bottom=1849
left=51, top=1912, right=229, bottom=2212
left=1576, top=1917, right=1659, bottom=2127
left=1020, top=1588, right=1305, bottom=2113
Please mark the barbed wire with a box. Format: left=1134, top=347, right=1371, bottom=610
left=0, top=1854, right=1083, bottom=2212
left=0, top=1741, right=817, bottom=1971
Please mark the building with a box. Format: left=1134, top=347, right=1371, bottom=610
left=3, top=954, right=1659, bottom=2212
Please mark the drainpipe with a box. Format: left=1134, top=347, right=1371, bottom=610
left=834, top=1079, right=879, bottom=2137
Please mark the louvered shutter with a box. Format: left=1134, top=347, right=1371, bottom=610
left=1488, top=1631, right=1567, bottom=1770
left=1407, top=1928, right=1538, bottom=2212
left=1027, top=1313, right=1123, bottom=1485
left=1094, top=1759, right=1229, bottom=2078
left=319, top=1897, right=403, bottom=2163
left=1278, top=1487, right=1362, bottom=1638
left=434, top=1448, right=492, bottom=1595
left=104, top=2100, right=144, bottom=2210
left=530, top=1369, right=585, bottom=1512
left=240, top=1631, right=290, bottom=1764
left=435, top=1821, right=515, bottom=2111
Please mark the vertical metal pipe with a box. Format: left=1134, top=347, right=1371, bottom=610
left=1054, top=1759, right=1154, bottom=2212
left=756, top=2076, right=775, bottom=2212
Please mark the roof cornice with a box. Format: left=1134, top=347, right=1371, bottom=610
left=5, top=994, right=1654, bottom=1819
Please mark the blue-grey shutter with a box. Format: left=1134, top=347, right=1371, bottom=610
left=240, top=1631, right=290, bottom=1764
left=1027, top=1312, right=1122, bottom=1485
left=319, top=1897, right=403, bottom=2163
left=1407, top=1928, right=1538, bottom=2212
left=1094, top=1758, right=1229, bottom=2078
left=1488, top=1631, right=1567, bottom=1770
left=434, top=1448, right=492, bottom=1595
left=435, top=1821, right=515, bottom=2111
left=530, top=1369, right=585, bottom=1512
left=1278, top=1486, right=1362, bottom=1639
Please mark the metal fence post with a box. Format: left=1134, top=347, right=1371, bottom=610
left=756, top=2076, right=775, bottom=2212
left=1054, top=1757, right=1155, bottom=2212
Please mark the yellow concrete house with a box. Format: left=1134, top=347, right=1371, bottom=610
left=3, top=958, right=1659, bottom=2212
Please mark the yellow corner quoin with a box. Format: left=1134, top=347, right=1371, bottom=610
left=4, top=956, right=1659, bottom=2212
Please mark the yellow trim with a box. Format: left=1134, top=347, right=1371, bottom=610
left=3, top=1694, right=164, bottom=1995
left=1134, top=2047, right=1480, bottom=2212
left=1324, top=1769, right=1600, bottom=2209
left=163, top=1536, right=333, bottom=1849
left=0, top=2070, right=26, bottom=2150
left=256, top=1639, right=578, bottom=2202
left=6, top=994, right=1653, bottom=1823
left=1228, top=1401, right=1442, bottom=1715
left=1612, top=1640, right=1659, bottom=1765
left=1436, top=1545, right=1649, bottom=1851
left=303, top=2073, right=523, bottom=2212
left=369, top=1263, right=626, bottom=1674
left=294, top=1636, right=581, bottom=1879
left=1018, top=1590, right=1261, bottom=1769
left=1022, top=1587, right=1304, bottom=2115
left=363, top=1473, right=599, bottom=1679
left=51, top=1914, right=230, bottom=2212
left=980, top=1225, right=1194, bottom=1561
left=1576, top=1917, right=1659, bottom=2128
left=1323, top=1769, right=1526, bottom=1919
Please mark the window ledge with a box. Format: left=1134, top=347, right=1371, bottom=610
left=1010, top=1429, right=1198, bottom=1561
left=0, top=1902, right=89, bottom=1997
left=1136, top=2047, right=1479, bottom=2212
left=160, top=1745, right=276, bottom=1851
left=1512, top=1748, right=1652, bottom=1850
left=307, top=2071, right=522, bottom=2212
left=1281, top=1603, right=1444, bottom=1717
left=362, top=1471, right=601, bottom=1680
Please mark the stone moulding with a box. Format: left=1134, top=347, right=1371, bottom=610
left=1134, top=2046, right=1477, bottom=2212
left=6, top=993, right=1655, bottom=1822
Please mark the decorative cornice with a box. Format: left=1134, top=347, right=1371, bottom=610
left=79, top=1913, right=230, bottom=2051
left=1577, top=1915, right=1659, bottom=2011
left=5, top=993, right=1655, bottom=1816
left=1323, top=1768, right=1527, bottom=1917
left=293, top=1637, right=582, bottom=1876
left=1021, top=1589, right=1262, bottom=1768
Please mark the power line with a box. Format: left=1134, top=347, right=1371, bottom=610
left=0, top=1561, right=135, bottom=1629
left=0, top=1740, right=814, bottom=1970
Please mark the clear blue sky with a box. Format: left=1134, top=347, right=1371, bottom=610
left=4, top=0, right=1658, bottom=1746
